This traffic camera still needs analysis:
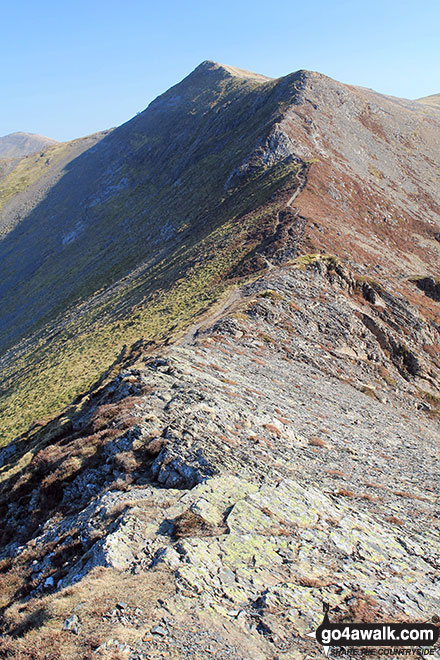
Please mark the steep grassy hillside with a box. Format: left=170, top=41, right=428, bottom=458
left=0, top=132, right=110, bottom=231
left=0, top=62, right=295, bottom=354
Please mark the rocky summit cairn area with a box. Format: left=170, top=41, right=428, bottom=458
left=0, top=62, right=439, bottom=658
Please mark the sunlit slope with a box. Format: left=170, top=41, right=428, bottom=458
left=2, top=61, right=439, bottom=446
left=416, top=93, right=440, bottom=106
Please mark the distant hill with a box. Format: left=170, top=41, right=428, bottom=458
left=0, top=131, right=58, bottom=158
left=416, top=93, right=440, bottom=106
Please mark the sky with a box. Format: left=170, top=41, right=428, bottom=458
left=1, top=0, right=439, bottom=141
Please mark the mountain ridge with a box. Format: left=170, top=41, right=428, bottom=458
left=0, top=61, right=439, bottom=658
left=191, top=59, right=274, bottom=81
left=0, top=62, right=439, bottom=444
left=417, top=92, right=440, bottom=105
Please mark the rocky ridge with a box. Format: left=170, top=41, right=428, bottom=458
left=1, top=62, right=439, bottom=448
left=0, top=256, right=439, bottom=658
left=0, top=62, right=439, bottom=658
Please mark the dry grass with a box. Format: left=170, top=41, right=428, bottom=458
left=173, top=510, right=227, bottom=539
left=1, top=566, right=175, bottom=659
left=336, top=488, right=356, bottom=497
left=217, top=433, right=239, bottom=447
left=308, top=436, right=327, bottom=448
left=377, top=365, right=396, bottom=387
left=296, top=575, right=332, bottom=588
left=385, top=514, right=404, bottom=525
left=262, top=424, right=282, bottom=438
left=325, top=469, right=345, bottom=477
left=0, top=386, right=167, bottom=610
left=339, top=588, right=384, bottom=623
left=360, top=385, right=379, bottom=400
left=335, top=489, right=379, bottom=502
left=392, top=490, right=429, bottom=502
left=208, top=363, right=227, bottom=373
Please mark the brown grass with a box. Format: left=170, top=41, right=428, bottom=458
left=0, top=566, right=175, bottom=660
left=262, top=424, right=282, bottom=438
left=173, top=510, right=227, bottom=539
left=325, top=469, right=344, bottom=477
left=385, top=515, right=404, bottom=525
left=392, top=490, right=429, bottom=502
left=217, top=433, right=239, bottom=447
left=340, top=588, right=384, bottom=623
left=335, top=488, right=379, bottom=502
left=221, top=377, right=238, bottom=385
left=308, top=436, right=327, bottom=448
left=208, top=363, right=227, bottom=373
left=377, top=365, right=396, bottom=387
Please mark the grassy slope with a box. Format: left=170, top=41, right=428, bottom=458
left=0, top=132, right=58, bottom=160
left=0, top=168, right=294, bottom=444
left=0, top=62, right=302, bottom=444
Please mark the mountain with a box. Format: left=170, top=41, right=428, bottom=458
left=0, top=62, right=439, bottom=658
left=0, top=131, right=58, bottom=159
left=0, top=60, right=312, bottom=440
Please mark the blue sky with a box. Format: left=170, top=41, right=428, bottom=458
left=2, top=0, right=439, bottom=141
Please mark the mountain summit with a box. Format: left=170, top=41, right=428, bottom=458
left=0, top=63, right=439, bottom=658
left=190, top=58, right=274, bottom=81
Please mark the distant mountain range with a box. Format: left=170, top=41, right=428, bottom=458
left=0, top=131, right=58, bottom=158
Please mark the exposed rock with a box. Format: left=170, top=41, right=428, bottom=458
left=63, top=613, right=81, bottom=635
left=411, top=276, right=440, bottom=302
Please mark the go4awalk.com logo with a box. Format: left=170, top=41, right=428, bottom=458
left=307, top=604, right=439, bottom=657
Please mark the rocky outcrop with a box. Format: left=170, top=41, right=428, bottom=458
left=411, top=276, right=440, bottom=302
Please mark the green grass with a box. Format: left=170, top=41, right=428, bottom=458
left=419, top=389, right=440, bottom=410
left=292, top=253, right=341, bottom=269
left=356, top=276, right=384, bottom=292
left=257, top=289, right=285, bottom=301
